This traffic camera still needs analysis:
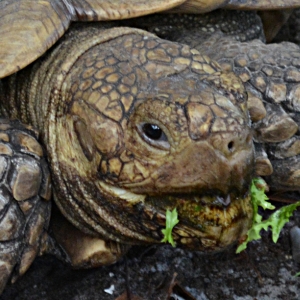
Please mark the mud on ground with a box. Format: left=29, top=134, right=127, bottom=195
left=1, top=210, right=300, bottom=300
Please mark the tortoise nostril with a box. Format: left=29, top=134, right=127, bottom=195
left=227, top=141, right=234, bottom=152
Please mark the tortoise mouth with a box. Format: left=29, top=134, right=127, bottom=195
left=144, top=192, right=253, bottom=251
left=94, top=181, right=253, bottom=252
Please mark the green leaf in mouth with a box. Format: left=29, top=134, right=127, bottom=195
left=161, top=208, right=179, bottom=247
left=236, top=178, right=300, bottom=253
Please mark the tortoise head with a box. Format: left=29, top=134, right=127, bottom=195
left=46, top=27, right=254, bottom=251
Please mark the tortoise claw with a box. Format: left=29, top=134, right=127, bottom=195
left=253, top=103, right=298, bottom=143
left=254, top=143, right=273, bottom=176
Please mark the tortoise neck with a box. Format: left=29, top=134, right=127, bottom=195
left=0, top=62, right=54, bottom=135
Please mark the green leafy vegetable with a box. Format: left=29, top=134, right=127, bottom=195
left=161, top=208, right=179, bottom=247
left=194, top=205, right=203, bottom=212
left=236, top=178, right=300, bottom=253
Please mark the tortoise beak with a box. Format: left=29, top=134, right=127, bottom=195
left=144, top=191, right=253, bottom=251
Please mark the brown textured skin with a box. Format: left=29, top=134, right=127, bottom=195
left=0, top=25, right=254, bottom=253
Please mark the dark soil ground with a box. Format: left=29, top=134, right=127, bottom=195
left=1, top=208, right=300, bottom=300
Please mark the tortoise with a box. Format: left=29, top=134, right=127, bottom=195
left=1, top=0, right=300, bottom=294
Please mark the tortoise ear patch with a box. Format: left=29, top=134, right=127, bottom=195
left=73, top=119, right=96, bottom=162
left=70, top=100, right=124, bottom=157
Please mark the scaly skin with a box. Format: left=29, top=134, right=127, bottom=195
left=0, top=25, right=254, bottom=251
left=0, top=120, right=51, bottom=292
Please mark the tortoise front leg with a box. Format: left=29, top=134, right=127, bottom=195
left=0, top=120, right=51, bottom=293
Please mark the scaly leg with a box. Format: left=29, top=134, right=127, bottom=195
left=0, top=120, right=51, bottom=293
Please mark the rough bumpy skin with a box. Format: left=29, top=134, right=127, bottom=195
left=0, top=120, right=51, bottom=293
left=0, top=25, right=254, bottom=254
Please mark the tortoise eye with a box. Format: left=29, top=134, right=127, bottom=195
left=138, top=123, right=169, bottom=150
left=142, top=123, right=163, bottom=140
